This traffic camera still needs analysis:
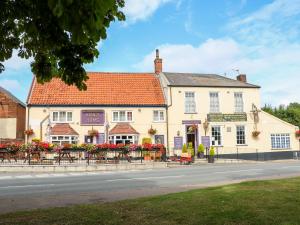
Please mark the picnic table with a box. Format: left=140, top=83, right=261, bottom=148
left=0, top=149, right=17, bottom=162
left=24, top=151, right=43, bottom=163
left=56, top=150, right=74, bottom=163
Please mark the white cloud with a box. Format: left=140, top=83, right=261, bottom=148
left=123, top=0, right=174, bottom=23
left=135, top=37, right=300, bottom=106
left=0, top=79, right=22, bottom=92
left=2, top=51, right=32, bottom=71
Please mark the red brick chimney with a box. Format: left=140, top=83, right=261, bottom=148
left=237, top=74, right=247, bottom=83
left=154, top=49, right=162, bottom=74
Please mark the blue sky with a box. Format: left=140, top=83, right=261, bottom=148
left=1, top=0, right=300, bottom=106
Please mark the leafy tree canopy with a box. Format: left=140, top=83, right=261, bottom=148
left=262, top=103, right=300, bottom=129
left=0, top=0, right=125, bottom=90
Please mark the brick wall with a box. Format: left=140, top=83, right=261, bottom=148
left=0, top=91, right=25, bottom=140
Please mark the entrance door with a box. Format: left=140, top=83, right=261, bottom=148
left=186, top=125, right=197, bottom=155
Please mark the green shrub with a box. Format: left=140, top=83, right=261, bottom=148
left=142, top=137, right=152, bottom=144
left=182, top=143, right=187, bottom=153
left=198, top=144, right=205, bottom=153
left=209, top=146, right=215, bottom=156
left=187, top=142, right=194, bottom=157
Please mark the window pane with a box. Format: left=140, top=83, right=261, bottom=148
left=53, top=112, right=59, bottom=121
left=185, top=92, right=196, bottom=113
left=211, top=126, right=221, bottom=146
left=160, top=111, right=164, bottom=121
left=236, top=126, right=245, bottom=145
left=153, top=111, right=159, bottom=121
left=127, top=112, right=133, bottom=121
left=234, top=93, right=244, bottom=113
left=59, top=112, right=66, bottom=122
left=67, top=112, right=72, bottom=121
left=210, top=92, right=219, bottom=113
left=119, top=111, right=126, bottom=121
left=113, top=112, right=118, bottom=121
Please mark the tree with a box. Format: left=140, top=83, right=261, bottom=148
left=262, top=103, right=300, bottom=128
left=0, top=0, right=125, bottom=90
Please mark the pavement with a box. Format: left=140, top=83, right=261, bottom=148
left=1, top=161, right=300, bottom=214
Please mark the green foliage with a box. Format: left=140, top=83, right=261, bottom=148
left=142, top=138, right=152, bottom=144
left=262, top=103, right=300, bottom=128
left=187, top=142, right=194, bottom=157
left=209, top=146, right=215, bottom=156
left=198, top=144, right=205, bottom=153
left=0, top=0, right=125, bottom=90
left=182, top=143, right=187, bottom=153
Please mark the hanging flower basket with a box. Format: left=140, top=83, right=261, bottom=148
left=188, top=124, right=198, bottom=133
left=148, top=127, right=157, bottom=135
left=252, top=131, right=261, bottom=137
left=24, top=129, right=34, bottom=136
left=296, top=130, right=300, bottom=138
left=88, top=129, right=99, bottom=137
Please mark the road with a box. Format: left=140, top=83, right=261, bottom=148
left=1, top=161, right=300, bottom=214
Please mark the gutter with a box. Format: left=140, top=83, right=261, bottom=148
left=166, top=86, right=173, bottom=155
left=40, top=115, right=50, bottom=141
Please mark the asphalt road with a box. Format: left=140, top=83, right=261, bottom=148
left=1, top=161, right=300, bottom=214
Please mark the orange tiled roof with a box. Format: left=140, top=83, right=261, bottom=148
left=27, top=72, right=165, bottom=106
left=50, top=123, right=79, bottom=135
left=109, top=123, right=139, bottom=135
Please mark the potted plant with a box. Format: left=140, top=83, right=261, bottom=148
left=148, top=126, right=157, bottom=136
left=208, top=146, right=215, bottom=163
left=252, top=130, right=261, bottom=138
left=197, top=144, right=205, bottom=158
left=143, top=151, right=151, bottom=160
left=187, top=142, right=194, bottom=161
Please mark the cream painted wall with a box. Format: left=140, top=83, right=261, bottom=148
left=0, top=118, right=16, bottom=139
left=27, top=106, right=167, bottom=144
left=164, top=85, right=299, bottom=155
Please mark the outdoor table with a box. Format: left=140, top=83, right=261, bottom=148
left=0, top=150, right=17, bottom=162
left=117, top=150, right=131, bottom=162
left=56, top=150, right=73, bottom=163
left=24, top=151, right=42, bottom=163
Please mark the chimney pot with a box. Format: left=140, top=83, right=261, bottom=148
left=237, top=74, right=247, bottom=83
left=154, top=49, right=162, bottom=74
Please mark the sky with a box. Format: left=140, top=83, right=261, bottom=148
left=1, top=0, right=300, bottom=106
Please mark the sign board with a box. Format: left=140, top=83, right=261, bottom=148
left=201, top=136, right=210, bottom=148
left=174, top=136, right=183, bottom=149
left=182, top=120, right=201, bottom=124
left=81, top=110, right=105, bottom=125
left=207, top=113, right=247, bottom=122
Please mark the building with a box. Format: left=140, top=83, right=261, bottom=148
left=0, top=86, right=26, bottom=143
left=26, top=73, right=167, bottom=146
left=26, top=50, right=299, bottom=157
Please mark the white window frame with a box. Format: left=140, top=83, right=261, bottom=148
left=153, top=110, right=165, bottom=122
left=271, top=134, right=290, bottom=149
left=210, top=92, right=220, bottom=113
left=50, top=135, right=78, bottom=145
left=112, top=111, right=133, bottom=122
left=109, top=134, right=139, bottom=144
left=51, top=111, right=73, bottom=123
left=234, top=92, right=244, bottom=113
left=185, top=92, right=196, bottom=113
left=211, top=125, right=222, bottom=146
left=236, top=125, right=246, bottom=145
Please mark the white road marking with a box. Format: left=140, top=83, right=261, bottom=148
left=282, top=166, right=300, bottom=169
left=214, top=169, right=263, bottom=174
left=105, top=175, right=184, bottom=182
left=0, top=184, right=56, bottom=189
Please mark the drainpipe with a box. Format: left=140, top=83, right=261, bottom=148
left=26, top=106, right=30, bottom=144
left=40, top=115, right=50, bottom=140
left=166, top=86, right=173, bottom=156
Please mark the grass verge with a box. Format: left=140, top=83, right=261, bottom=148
left=1, top=177, right=300, bottom=225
